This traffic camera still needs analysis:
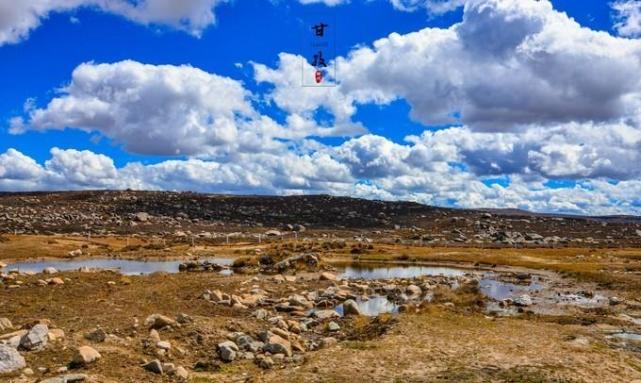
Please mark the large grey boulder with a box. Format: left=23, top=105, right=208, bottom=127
left=218, top=341, right=238, bottom=362
left=0, top=344, right=26, bottom=373
left=20, top=324, right=48, bottom=351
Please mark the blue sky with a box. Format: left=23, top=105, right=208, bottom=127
left=1, top=0, right=641, bottom=215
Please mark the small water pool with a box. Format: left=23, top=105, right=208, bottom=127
left=4, top=257, right=234, bottom=276
left=338, top=265, right=467, bottom=280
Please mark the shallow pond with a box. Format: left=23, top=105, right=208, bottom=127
left=5, top=257, right=234, bottom=276
left=335, top=295, right=399, bottom=316
left=338, top=265, right=467, bottom=280
left=479, top=274, right=544, bottom=301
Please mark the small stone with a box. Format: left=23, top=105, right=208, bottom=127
left=40, top=374, right=88, bottom=383
left=23, top=367, right=34, bottom=375
left=311, top=310, right=340, bottom=319
left=176, top=313, right=192, bottom=324
left=328, top=321, right=341, bottom=331
left=145, top=314, right=177, bottom=330
left=62, top=374, right=88, bottom=382
left=218, top=341, right=239, bottom=362
left=609, top=296, right=623, bottom=306
left=48, top=328, right=65, bottom=342
left=342, top=300, right=362, bottom=316
left=513, top=294, right=533, bottom=307
left=43, top=267, right=58, bottom=274
left=143, top=359, right=163, bottom=374
left=320, top=272, right=338, bottom=281
left=257, top=356, right=274, bottom=369
left=162, top=363, right=176, bottom=374
left=156, top=341, right=171, bottom=350
left=175, top=366, right=189, bottom=380
left=49, top=277, right=65, bottom=285
left=149, top=329, right=161, bottom=343
left=84, top=328, right=106, bottom=343
left=0, top=344, right=26, bottom=374
left=253, top=309, right=268, bottom=320
left=67, top=249, right=83, bottom=258
left=134, top=212, right=151, bottom=222
left=72, top=346, right=101, bottom=366
left=262, top=334, right=292, bottom=357
left=406, top=285, right=422, bottom=296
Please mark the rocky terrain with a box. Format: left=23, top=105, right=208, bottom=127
left=1, top=191, right=641, bottom=247
left=1, top=191, right=641, bottom=382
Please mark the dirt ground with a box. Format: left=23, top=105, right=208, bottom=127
left=1, top=235, right=641, bottom=383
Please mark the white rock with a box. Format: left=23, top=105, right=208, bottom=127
left=0, top=344, right=26, bottom=373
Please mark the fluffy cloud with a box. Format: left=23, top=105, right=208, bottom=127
left=11, top=60, right=254, bottom=156
left=259, top=0, right=641, bottom=131
left=612, top=0, right=641, bottom=37
left=0, top=0, right=226, bottom=45
left=2, top=145, right=641, bottom=215
left=12, top=60, right=368, bottom=157
left=6, top=0, right=641, bottom=216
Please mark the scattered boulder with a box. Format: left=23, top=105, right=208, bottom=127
left=48, top=328, right=65, bottom=342
left=273, top=253, right=320, bottom=272
left=20, top=324, right=48, bottom=351
left=67, top=249, right=83, bottom=258
left=157, top=341, right=171, bottom=351
left=176, top=313, right=192, bottom=324
left=145, top=314, right=177, bottom=330
left=406, top=285, right=422, bottom=297
left=311, top=310, right=340, bottom=320
left=0, top=344, right=26, bottom=374
left=84, top=328, right=106, bottom=343
left=262, top=334, right=292, bottom=357
left=40, top=374, right=87, bottom=383
left=134, top=212, right=151, bottom=222
left=43, top=267, right=58, bottom=275
left=256, top=355, right=274, bottom=369
left=320, top=272, right=338, bottom=281
left=513, top=294, right=533, bottom=307
left=174, top=366, right=189, bottom=380
left=218, top=341, right=239, bottom=362
left=49, top=277, right=65, bottom=285
left=342, top=300, right=362, bottom=316
left=143, top=359, right=163, bottom=374
left=71, top=346, right=101, bottom=367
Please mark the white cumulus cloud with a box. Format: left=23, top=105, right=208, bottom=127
left=0, top=0, right=226, bottom=46
left=612, top=0, right=641, bottom=37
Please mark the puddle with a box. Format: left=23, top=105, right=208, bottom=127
left=338, top=265, right=466, bottom=280
left=4, top=257, right=234, bottom=276
left=556, top=293, right=608, bottom=307
left=479, top=274, right=544, bottom=301
left=335, top=296, right=399, bottom=316
left=609, top=332, right=641, bottom=342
